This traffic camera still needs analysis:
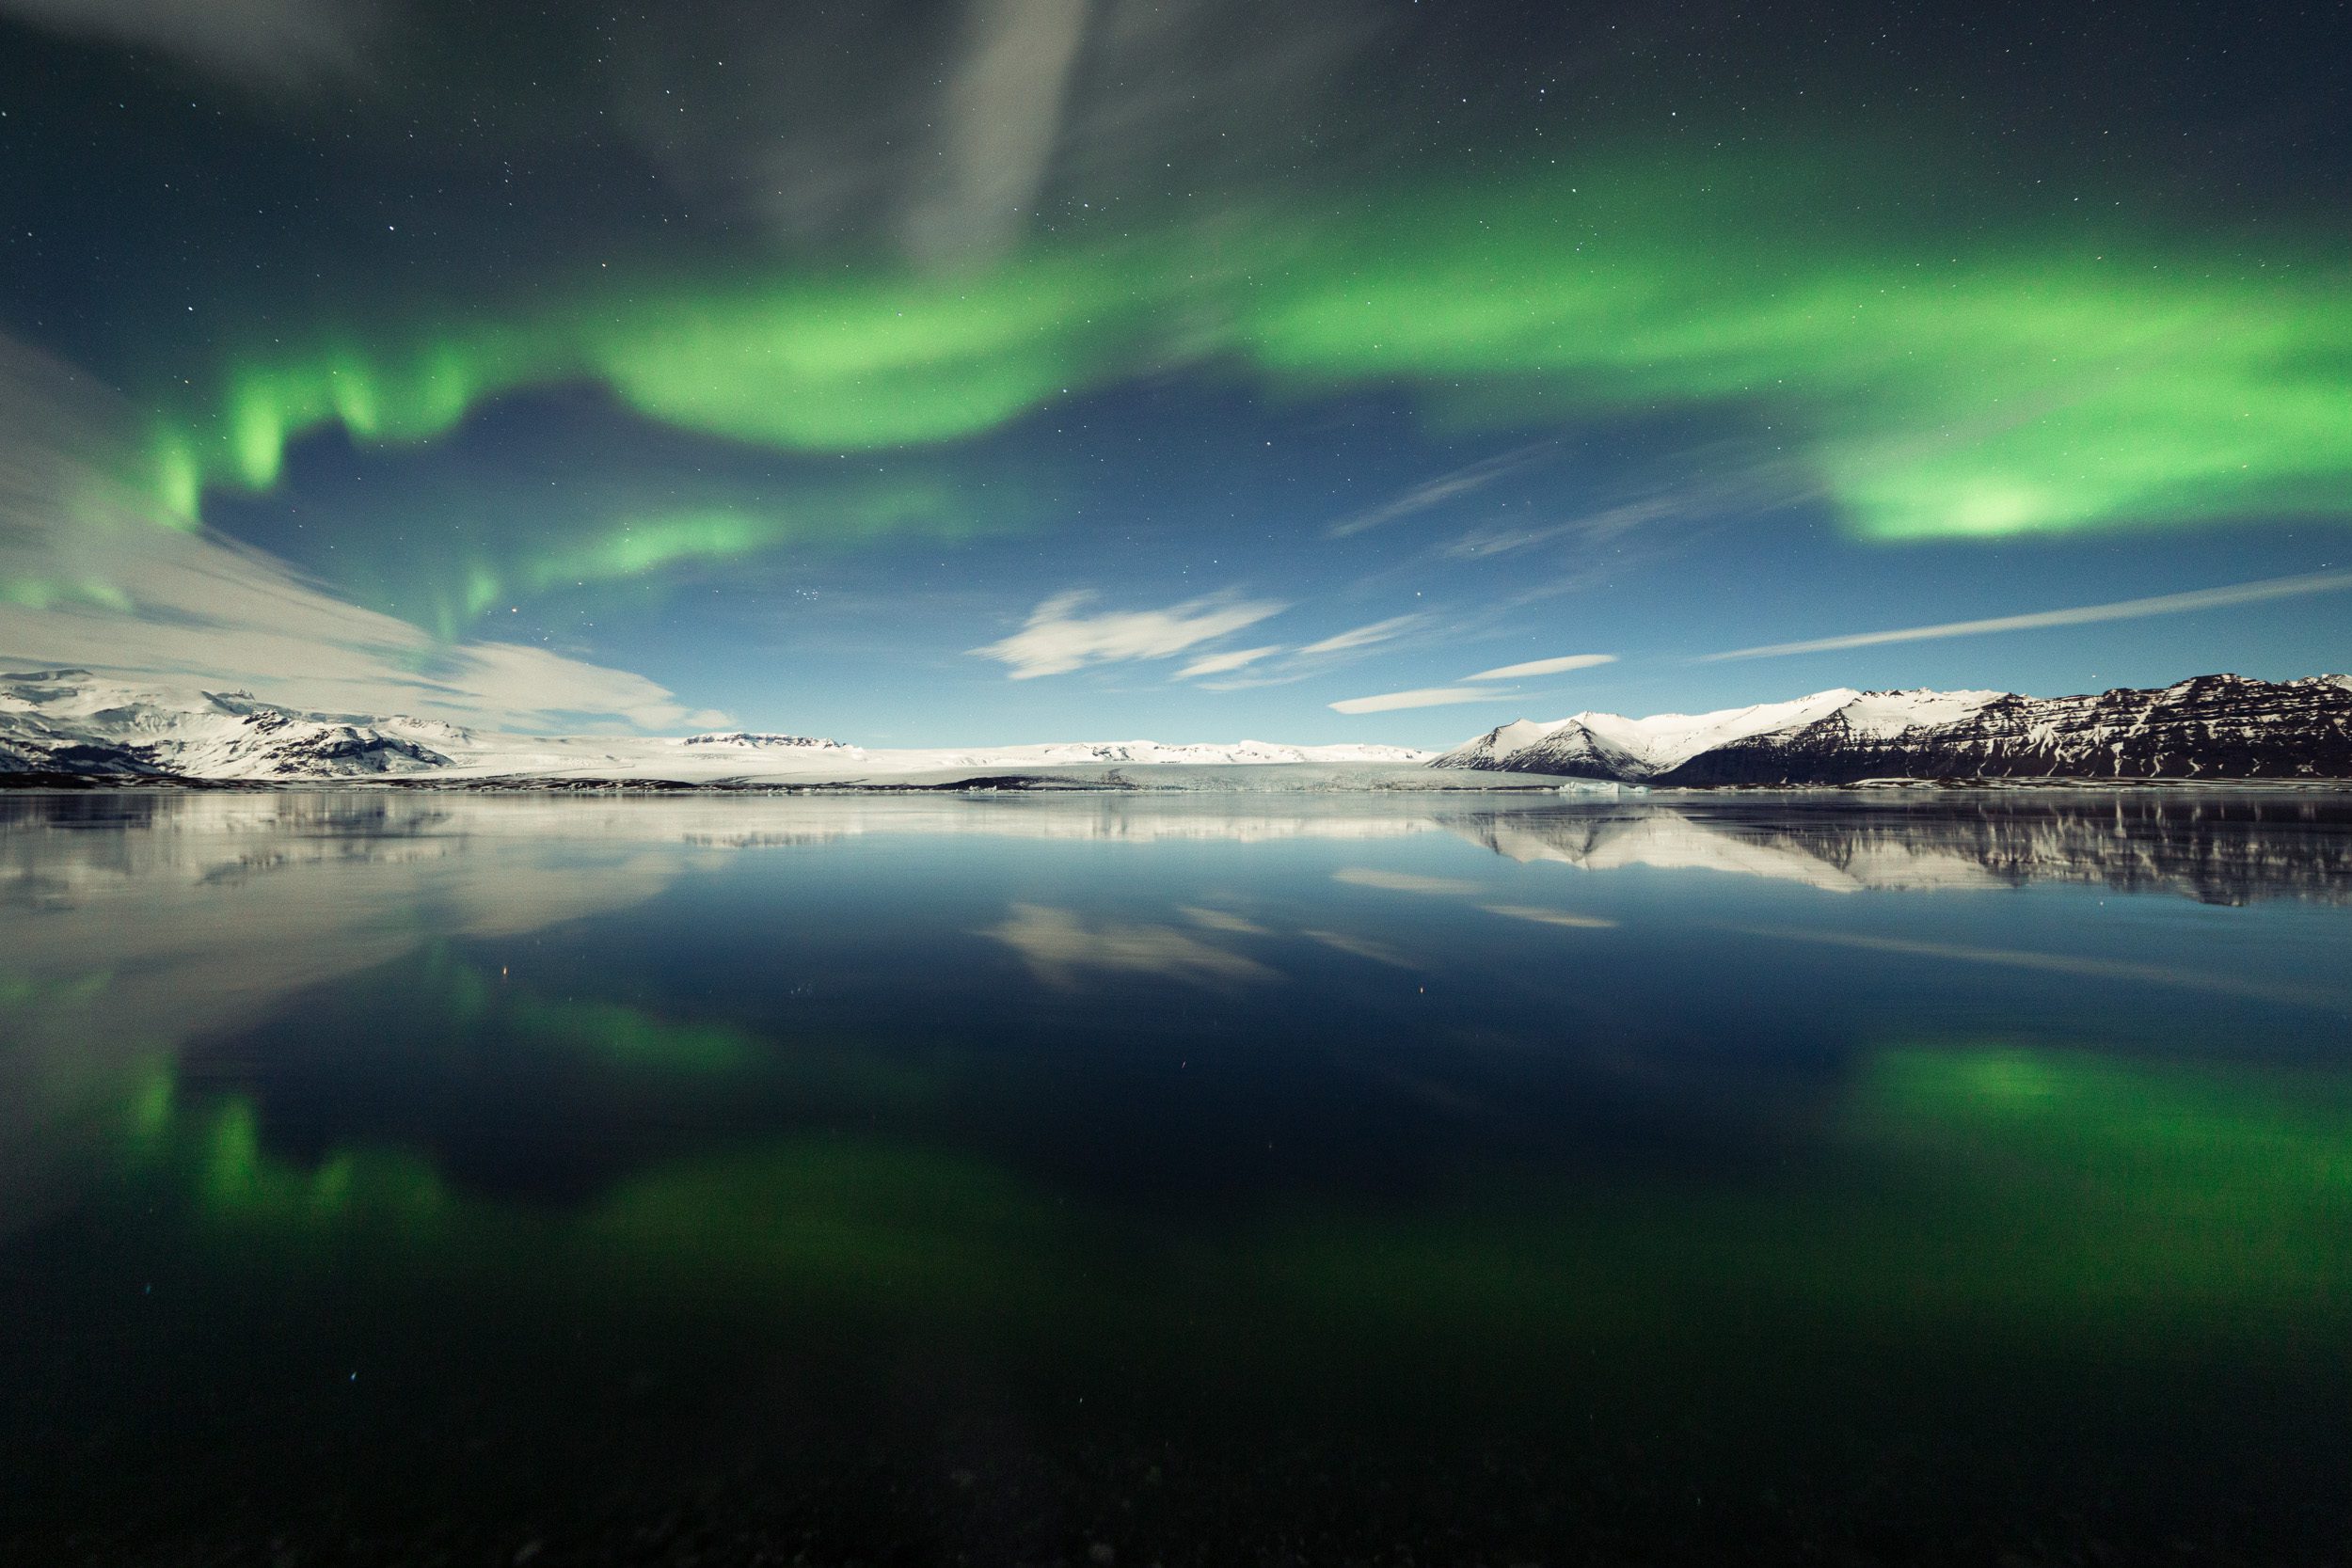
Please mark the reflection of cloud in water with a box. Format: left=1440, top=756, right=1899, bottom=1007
left=1300, top=930, right=1423, bottom=970
left=1480, top=905, right=1617, bottom=929
left=0, top=797, right=694, bottom=1042
left=1744, top=927, right=2351, bottom=1012
left=982, top=903, right=1278, bottom=990
left=1183, top=906, right=1272, bottom=935
left=679, top=799, right=1443, bottom=846
left=0, top=794, right=698, bottom=1240
left=8, top=788, right=2347, bottom=1243
left=1331, top=867, right=1486, bottom=895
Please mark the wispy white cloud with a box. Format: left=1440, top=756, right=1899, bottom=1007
left=1325, top=442, right=1557, bottom=538
left=1700, top=570, right=2352, bottom=662
left=1297, top=613, right=1427, bottom=656
left=612, top=0, right=1387, bottom=262
left=1185, top=610, right=1435, bottom=692
left=1464, top=653, right=1617, bottom=681
left=1175, top=643, right=1282, bottom=680
left=1298, top=628, right=1614, bottom=718
left=898, top=0, right=1090, bottom=263
left=1441, top=498, right=1686, bottom=560
left=972, top=589, right=1286, bottom=680
left=1195, top=669, right=1320, bottom=694
left=0, top=0, right=379, bottom=87
left=0, top=335, right=725, bottom=733
left=1327, top=686, right=1518, bottom=715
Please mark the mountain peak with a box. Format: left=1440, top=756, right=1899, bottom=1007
left=1439, top=674, right=2351, bottom=784
left=0, top=682, right=1433, bottom=783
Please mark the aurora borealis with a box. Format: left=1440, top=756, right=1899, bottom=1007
left=1, top=0, right=2345, bottom=737
left=149, top=156, right=2352, bottom=546
left=7, top=9, right=2350, bottom=1551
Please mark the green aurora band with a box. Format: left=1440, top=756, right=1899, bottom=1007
left=143, top=152, right=2352, bottom=546
left=412, top=484, right=983, bottom=641
left=169, top=459, right=994, bottom=639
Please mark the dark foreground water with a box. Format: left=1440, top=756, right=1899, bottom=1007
left=4, top=789, right=2349, bottom=1566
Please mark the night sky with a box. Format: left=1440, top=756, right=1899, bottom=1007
left=0, top=0, right=2345, bottom=741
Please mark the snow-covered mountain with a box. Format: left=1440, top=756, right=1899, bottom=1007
left=0, top=669, right=460, bottom=779
left=8, top=668, right=2347, bottom=787
left=0, top=670, right=1432, bottom=784
left=1435, top=689, right=2006, bottom=779
left=1436, top=675, right=2352, bottom=784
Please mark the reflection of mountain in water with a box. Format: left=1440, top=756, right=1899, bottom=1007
left=7, top=785, right=2350, bottom=1269
left=0, top=792, right=699, bottom=1238
left=7, top=788, right=2345, bottom=1192
left=1447, top=795, right=2352, bottom=903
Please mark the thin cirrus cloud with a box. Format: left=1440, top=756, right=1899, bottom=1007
left=897, top=0, right=1091, bottom=264
left=971, top=589, right=1287, bottom=680
left=1175, top=644, right=1283, bottom=680
left=1324, top=441, right=1558, bottom=538
left=0, top=0, right=380, bottom=87
left=1329, top=650, right=1615, bottom=713
left=1327, top=686, right=1518, bottom=715
left=1700, top=569, right=2352, bottom=661
left=1181, top=612, right=1432, bottom=692
left=1464, top=653, right=1618, bottom=680
left=1297, top=614, right=1428, bottom=656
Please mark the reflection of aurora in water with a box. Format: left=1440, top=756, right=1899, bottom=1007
left=87, top=1029, right=2352, bottom=1354
left=8, top=793, right=2351, bottom=1560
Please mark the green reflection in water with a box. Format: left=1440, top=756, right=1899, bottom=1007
left=126, top=1086, right=1077, bottom=1329
left=1263, top=1044, right=2352, bottom=1359
left=393, top=946, right=934, bottom=1097
left=504, top=993, right=755, bottom=1074
left=95, top=1038, right=2351, bottom=1370
left=1846, top=1046, right=2352, bottom=1322
left=195, top=1095, right=451, bottom=1240
left=0, top=968, right=111, bottom=1010
left=403, top=941, right=765, bottom=1075
left=99, top=957, right=1023, bottom=1315
left=588, top=1140, right=1074, bottom=1322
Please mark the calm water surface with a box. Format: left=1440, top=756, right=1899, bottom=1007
left=4, top=790, right=2349, bottom=1565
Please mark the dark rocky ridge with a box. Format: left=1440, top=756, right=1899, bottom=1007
left=1445, top=675, right=2352, bottom=785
